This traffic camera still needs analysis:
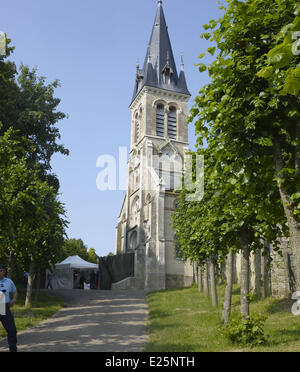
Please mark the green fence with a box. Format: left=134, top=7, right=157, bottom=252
left=98, top=253, right=134, bottom=290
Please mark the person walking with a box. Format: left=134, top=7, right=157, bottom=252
left=90, top=271, right=96, bottom=289
left=79, top=273, right=85, bottom=290
left=0, top=264, right=18, bottom=352
left=46, top=271, right=53, bottom=290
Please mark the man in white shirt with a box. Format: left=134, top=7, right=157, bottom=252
left=0, top=264, right=18, bottom=352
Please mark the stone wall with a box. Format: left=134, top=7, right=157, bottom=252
left=270, top=238, right=297, bottom=298
left=234, top=237, right=297, bottom=299
left=166, top=274, right=194, bottom=289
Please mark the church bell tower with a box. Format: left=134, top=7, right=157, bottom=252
left=115, top=0, right=193, bottom=290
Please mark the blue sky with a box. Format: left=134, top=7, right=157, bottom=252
left=2, top=0, right=224, bottom=257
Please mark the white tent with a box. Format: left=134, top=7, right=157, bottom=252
left=47, top=256, right=98, bottom=289
left=57, top=256, right=98, bottom=270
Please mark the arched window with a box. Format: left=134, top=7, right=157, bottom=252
left=168, top=106, right=177, bottom=139
left=135, top=113, right=140, bottom=143
left=156, top=104, right=165, bottom=137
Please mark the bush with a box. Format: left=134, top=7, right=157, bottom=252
left=222, top=313, right=268, bottom=347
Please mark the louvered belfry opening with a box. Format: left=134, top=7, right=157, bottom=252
left=168, top=107, right=177, bottom=139
left=156, top=104, right=165, bottom=137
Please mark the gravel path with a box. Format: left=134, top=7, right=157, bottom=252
left=0, top=289, right=149, bottom=352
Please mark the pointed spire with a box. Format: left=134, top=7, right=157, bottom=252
left=142, top=2, right=177, bottom=81
left=177, top=54, right=190, bottom=94
left=147, top=45, right=151, bottom=63
left=131, top=1, right=190, bottom=103
left=180, top=54, right=184, bottom=71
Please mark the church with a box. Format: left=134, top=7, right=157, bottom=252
left=114, top=1, right=194, bottom=291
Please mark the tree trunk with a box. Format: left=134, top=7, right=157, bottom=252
left=193, top=262, right=198, bottom=284
left=209, top=259, right=218, bottom=307
left=294, top=122, right=300, bottom=183
left=219, top=261, right=226, bottom=284
left=203, top=261, right=210, bottom=298
left=239, top=233, right=250, bottom=318
left=34, top=269, right=41, bottom=302
left=232, top=254, right=238, bottom=284
left=273, top=137, right=300, bottom=291
left=198, top=266, right=203, bottom=292
left=261, top=242, right=271, bottom=299
left=25, top=263, right=35, bottom=308
left=254, top=251, right=262, bottom=298
left=222, top=250, right=234, bottom=324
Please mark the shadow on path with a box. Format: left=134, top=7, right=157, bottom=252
left=0, top=289, right=149, bottom=352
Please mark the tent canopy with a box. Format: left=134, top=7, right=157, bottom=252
left=47, top=256, right=98, bottom=290
left=56, top=256, right=98, bottom=270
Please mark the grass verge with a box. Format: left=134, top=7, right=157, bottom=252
left=0, top=289, right=65, bottom=339
left=144, top=284, right=300, bottom=352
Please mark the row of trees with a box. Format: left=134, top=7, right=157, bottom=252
left=173, top=0, right=300, bottom=324
left=0, top=38, right=69, bottom=306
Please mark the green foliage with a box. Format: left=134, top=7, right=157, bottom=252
left=60, top=238, right=97, bottom=264
left=173, top=0, right=299, bottom=271
left=0, top=38, right=69, bottom=273
left=0, top=49, right=69, bottom=172
left=87, top=248, right=98, bottom=264
left=0, top=126, right=67, bottom=269
left=260, top=4, right=300, bottom=96
left=221, top=313, right=268, bottom=347
left=14, top=65, right=69, bottom=171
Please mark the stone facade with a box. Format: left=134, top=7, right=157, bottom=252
left=113, top=2, right=194, bottom=291
left=114, top=87, right=194, bottom=291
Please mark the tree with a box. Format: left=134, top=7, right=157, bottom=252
left=0, top=38, right=69, bottom=304
left=0, top=38, right=69, bottom=217
left=87, top=248, right=98, bottom=264
left=60, top=238, right=89, bottom=261
left=24, top=189, right=67, bottom=307
left=0, top=42, right=68, bottom=173
left=257, top=3, right=300, bottom=288
left=60, top=238, right=97, bottom=264
left=0, top=38, right=19, bottom=133
left=0, top=127, right=67, bottom=307
left=258, top=4, right=300, bottom=97
left=222, top=250, right=234, bottom=325
left=173, top=0, right=299, bottom=320
left=190, top=0, right=298, bottom=276
left=173, top=139, right=284, bottom=317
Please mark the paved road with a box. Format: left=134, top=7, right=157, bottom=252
left=0, top=289, right=149, bottom=352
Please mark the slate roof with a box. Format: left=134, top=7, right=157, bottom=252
left=131, top=1, right=190, bottom=104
